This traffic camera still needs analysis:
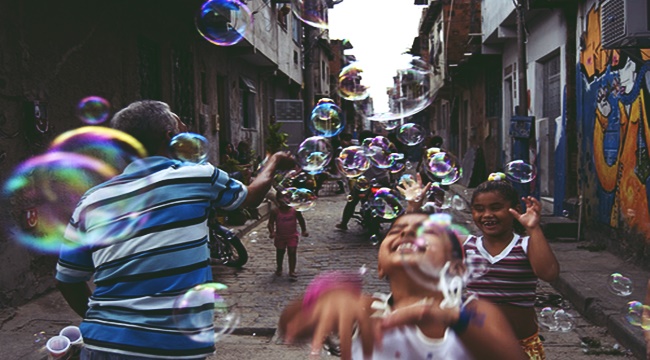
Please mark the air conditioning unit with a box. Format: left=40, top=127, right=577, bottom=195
left=601, top=0, right=650, bottom=49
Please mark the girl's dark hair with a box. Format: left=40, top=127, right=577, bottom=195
left=471, top=180, right=526, bottom=234
left=471, top=180, right=519, bottom=208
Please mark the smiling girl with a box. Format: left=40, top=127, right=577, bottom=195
left=461, top=176, right=559, bottom=359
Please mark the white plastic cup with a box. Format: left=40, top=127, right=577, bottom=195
left=46, top=335, right=71, bottom=359
left=59, top=326, right=83, bottom=345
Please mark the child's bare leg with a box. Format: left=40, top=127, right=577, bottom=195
left=288, top=247, right=297, bottom=277
left=276, top=248, right=285, bottom=276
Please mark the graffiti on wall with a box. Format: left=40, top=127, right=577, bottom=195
left=579, top=4, right=650, bottom=237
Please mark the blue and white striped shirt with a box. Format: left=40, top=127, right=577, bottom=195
left=56, top=157, right=247, bottom=359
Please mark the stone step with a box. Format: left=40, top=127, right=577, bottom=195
left=540, top=215, right=579, bottom=240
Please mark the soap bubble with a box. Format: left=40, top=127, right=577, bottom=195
left=369, top=188, right=404, bottom=220
left=363, top=136, right=395, bottom=169
left=278, top=170, right=317, bottom=192
left=397, top=123, right=425, bottom=146
left=338, top=62, right=369, bottom=101
left=280, top=187, right=317, bottom=211
left=626, top=301, right=650, bottom=330
left=76, top=96, right=111, bottom=124
left=291, top=0, right=328, bottom=29
left=504, top=160, right=537, bottom=183
left=173, top=283, right=240, bottom=343
left=316, top=97, right=335, bottom=105
left=539, top=307, right=558, bottom=331
left=196, top=0, right=252, bottom=46
left=440, top=166, right=462, bottom=185
left=296, top=136, right=332, bottom=174
left=338, top=55, right=433, bottom=121
left=169, top=133, right=209, bottom=164
left=388, top=153, right=405, bottom=174
left=3, top=152, right=118, bottom=253
left=309, top=102, right=345, bottom=138
left=384, top=119, right=402, bottom=131
left=423, top=148, right=458, bottom=178
left=336, top=146, right=370, bottom=178
left=464, top=254, right=489, bottom=282
left=451, top=195, right=466, bottom=211
left=562, top=209, right=569, bottom=217
left=354, top=176, right=370, bottom=192
left=608, top=273, right=633, bottom=296
left=554, top=309, right=575, bottom=332
left=369, top=234, right=380, bottom=246
left=48, top=126, right=147, bottom=173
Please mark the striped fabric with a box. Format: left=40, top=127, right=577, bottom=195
left=56, top=157, right=247, bottom=359
left=463, top=234, right=537, bottom=307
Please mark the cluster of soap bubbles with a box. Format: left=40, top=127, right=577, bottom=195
left=539, top=307, right=576, bottom=332
left=173, top=282, right=240, bottom=343
left=3, top=125, right=148, bottom=253
left=195, top=0, right=252, bottom=46
left=608, top=272, right=633, bottom=297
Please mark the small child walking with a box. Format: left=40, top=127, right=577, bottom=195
left=461, top=175, right=559, bottom=359
left=268, top=194, right=308, bottom=279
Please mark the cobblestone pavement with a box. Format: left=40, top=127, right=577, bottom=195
left=210, top=187, right=636, bottom=359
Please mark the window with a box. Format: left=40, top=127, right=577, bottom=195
left=291, top=14, right=301, bottom=44
left=239, top=76, right=257, bottom=129
left=543, top=53, right=561, bottom=120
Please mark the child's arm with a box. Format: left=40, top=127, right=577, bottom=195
left=279, top=290, right=375, bottom=360
left=509, top=196, right=560, bottom=282
left=381, top=299, right=526, bottom=360
left=268, top=209, right=277, bottom=238
left=296, top=211, right=308, bottom=237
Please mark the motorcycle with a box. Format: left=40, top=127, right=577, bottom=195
left=208, top=215, right=249, bottom=268
left=350, top=177, right=400, bottom=244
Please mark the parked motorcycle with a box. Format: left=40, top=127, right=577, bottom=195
left=208, top=216, right=249, bottom=268
left=350, top=177, right=401, bottom=244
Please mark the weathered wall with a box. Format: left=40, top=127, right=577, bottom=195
left=0, top=0, right=302, bottom=307
left=577, top=0, right=650, bottom=264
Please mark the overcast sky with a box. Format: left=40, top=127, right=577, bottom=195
left=328, top=0, right=425, bottom=114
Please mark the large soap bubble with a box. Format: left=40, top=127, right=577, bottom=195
left=504, top=160, right=537, bottom=184
left=362, top=136, right=396, bottom=169
left=369, top=188, right=404, bottom=220
left=296, top=136, right=332, bottom=174
left=291, top=0, right=328, bottom=29
left=169, top=133, right=209, bottom=164
left=338, top=54, right=433, bottom=121
left=336, top=146, right=370, bottom=178
left=173, top=283, right=240, bottom=343
left=3, top=152, right=118, bottom=253
left=309, top=102, right=345, bottom=138
left=397, top=123, right=425, bottom=146
left=196, top=0, right=252, bottom=46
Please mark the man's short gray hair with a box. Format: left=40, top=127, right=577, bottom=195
left=110, top=100, right=178, bottom=155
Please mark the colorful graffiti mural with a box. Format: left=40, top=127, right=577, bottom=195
left=579, top=4, right=650, bottom=238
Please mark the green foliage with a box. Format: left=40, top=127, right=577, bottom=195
left=218, top=157, right=244, bottom=174
left=265, top=122, right=289, bottom=153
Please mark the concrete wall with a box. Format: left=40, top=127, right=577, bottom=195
left=576, top=0, right=650, bottom=265
left=481, top=0, right=515, bottom=44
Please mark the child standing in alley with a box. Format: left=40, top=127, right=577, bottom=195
left=268, top=193, right=308, bottom=280
left=461, top=175, right=560, bottom=359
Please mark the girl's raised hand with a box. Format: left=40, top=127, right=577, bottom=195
left=508, top=196, right=541, bottom=229
left=397, top=173, right=432, bottom=213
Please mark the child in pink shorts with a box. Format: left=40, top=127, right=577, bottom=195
left=268, top=194, right=308, bottom=279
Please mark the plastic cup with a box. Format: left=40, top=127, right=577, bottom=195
left=59, top=326, right=82, bottom=345
left=46, top=335, right=70, bottom=359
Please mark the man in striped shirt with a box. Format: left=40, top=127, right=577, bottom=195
left=55, top=100, right=295, bottom=359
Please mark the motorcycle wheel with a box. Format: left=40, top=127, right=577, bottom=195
left=223, top=236, right=248, bottom=268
